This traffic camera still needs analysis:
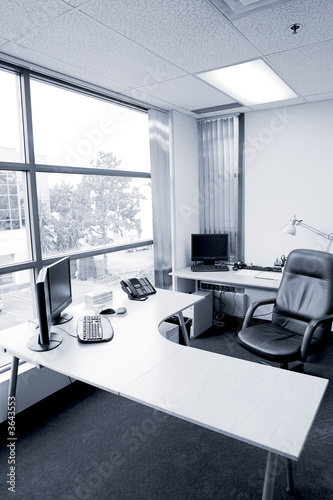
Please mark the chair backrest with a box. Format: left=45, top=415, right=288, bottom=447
left=272, top=248, right=333, bottom=341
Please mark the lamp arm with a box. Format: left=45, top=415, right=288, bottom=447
left=298, top=221, right=333, bottom=241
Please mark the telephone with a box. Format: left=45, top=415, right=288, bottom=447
left=120, top=277, right=156, bottom=301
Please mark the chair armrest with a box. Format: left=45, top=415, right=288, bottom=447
left=301, top=313, right=333, bottom=360
left=242, top=297, right=276, bottom=329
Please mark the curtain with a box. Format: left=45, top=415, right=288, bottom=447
left=148, top=109, right=172, bottom=288
left=198, top=115, right=242, bottom=263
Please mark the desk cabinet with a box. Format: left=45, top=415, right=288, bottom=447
left=185, top=290, right=213, bottom=338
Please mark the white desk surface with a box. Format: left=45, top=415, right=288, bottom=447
left=171, top=266, right=282, bottom=291
left=0, top=289, right=202, bottom=395
left=121, top=347, right=328, bottom=461
left=0, top=287, right=328, bottom=464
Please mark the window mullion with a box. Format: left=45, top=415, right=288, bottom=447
left=20, top=70, right=42, bottom=278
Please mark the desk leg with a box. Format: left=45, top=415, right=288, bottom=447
left=8, top=356, right=19, bottom=399
left=177, top=311, right=190, bottom=346
left=285, top=458, right=297, bottom=495
left=262, top=452, right=279, bottom=500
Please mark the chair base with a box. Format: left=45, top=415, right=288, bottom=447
left=259, top=360, right=304, bottom=372
left=286, top=486, right=299, bottom=496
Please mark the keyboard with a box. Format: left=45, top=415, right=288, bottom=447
left=246, top=265, right=282, bottom=273
left=191, top=264, right=229, bottom=272
left=77, top=315, right=114, bottom=343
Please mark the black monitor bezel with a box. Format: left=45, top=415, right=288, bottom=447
left=191, top=233, right=229, bottom=264
left=47, top=256, right=73, bottom=324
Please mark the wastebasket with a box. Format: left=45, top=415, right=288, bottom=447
left=165, top=315, right=192, bottom=345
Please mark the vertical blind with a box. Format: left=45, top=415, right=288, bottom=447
left=149, top=109, right=172, bottom=288
left=198, top=115, right=242, bottom=263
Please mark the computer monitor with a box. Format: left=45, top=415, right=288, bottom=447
left=27, top=266, right=62, bottom=351
left=47, top=257, right=73, bottom=325
left=191, top=233, right=229, bottom=265
left=27, top=257, right=73, bottom=351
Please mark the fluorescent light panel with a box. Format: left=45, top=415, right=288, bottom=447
left=198, top=60, right=297, bottom=106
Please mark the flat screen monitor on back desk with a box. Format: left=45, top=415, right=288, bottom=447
left=191, top=233, right=228, bottom=264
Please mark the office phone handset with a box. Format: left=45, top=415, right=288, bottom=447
left=120, top=277, right=156, bottom=301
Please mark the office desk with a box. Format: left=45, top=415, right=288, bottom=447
left=171, top=266, right=282, bottom=321
left=171, top=266, right=282, bottom=292
left=0, top=288, right=328, bottom=500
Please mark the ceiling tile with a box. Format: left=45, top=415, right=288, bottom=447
left=0, top=42, right=130, bottom=94
left=267, top=40, right=333, bottom=96
left=80, top=0, right=260, bottom=73
left=131, top=75, right=238, bottom=110
left=0, top=0, right=71, bottom=40
left=123, top=87, right=196, bottom=115
left=62, top=0, right=91, bottom=6
left=12, top=11, right=186, bottom=88
left=233, top=0, right=333, bottom=55
left=0, top=0, right=333, bottom=116
left=306, top=91, right=333, bottom=103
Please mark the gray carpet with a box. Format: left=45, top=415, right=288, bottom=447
left=1, top=320, right=332, bottom=500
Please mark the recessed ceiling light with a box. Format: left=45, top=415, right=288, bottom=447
left=208, top=0, right=292, bottom=20
left=197, top=60, right=297, bottom=106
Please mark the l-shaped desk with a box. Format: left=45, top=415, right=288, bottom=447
left=0, top=288, right=328, bottom=499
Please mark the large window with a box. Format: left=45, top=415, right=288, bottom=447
left=0, top=69, right=24, bottom=163
left=0, top=63, right=153, bottom=371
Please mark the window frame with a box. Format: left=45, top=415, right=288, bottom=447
left=0, top=61, right=154, bottom=368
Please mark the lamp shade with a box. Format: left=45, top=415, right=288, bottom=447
left=281, top=216, right=298, bottom=235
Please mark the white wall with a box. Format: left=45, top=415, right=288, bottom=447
left=244, top=100, right=333, bottom=265
left=170, top=111, right=200, bottom=273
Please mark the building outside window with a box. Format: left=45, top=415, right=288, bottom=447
left=0, top=63, right=153, bottom=371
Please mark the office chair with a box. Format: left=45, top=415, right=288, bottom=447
left=238, top=248, right=333, bottom=371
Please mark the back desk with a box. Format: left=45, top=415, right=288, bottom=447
left=171, top=266, right=282, bottom=291
left=0, top=288, right=328, bottom=500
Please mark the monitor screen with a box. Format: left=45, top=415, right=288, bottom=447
left=47, top=257, right=73, bottom=324
left=191, top=233, right=229, bottom=263
left=27, top=267, right=62, bottom=352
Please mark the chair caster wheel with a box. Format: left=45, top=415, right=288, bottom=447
left=286, top=486, right=298, bottom=496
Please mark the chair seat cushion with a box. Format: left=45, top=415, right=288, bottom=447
left=237, top=323, right=322, bottom=363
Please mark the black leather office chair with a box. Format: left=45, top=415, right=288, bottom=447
left=238, top=248, right=333, bottom=370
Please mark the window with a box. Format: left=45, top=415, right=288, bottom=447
left=36, top=173, right=152, bottom=257
left=30, top=80, right=151, bottom=172
left=0, top=69, right=24, bottom=163
left=0, top=170, right=31, bottom=264
left=0, top=64, right=154, bottom=370
left=0, top=269, right=34, bottom=372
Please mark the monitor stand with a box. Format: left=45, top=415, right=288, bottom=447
left=53, top=312, right=73, bottom=325
left=27, top=331, right=62, bottom=352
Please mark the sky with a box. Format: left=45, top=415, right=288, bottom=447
left=0, top=70, right=151, bottom=172
left=0, top=70, right=153, bottom=239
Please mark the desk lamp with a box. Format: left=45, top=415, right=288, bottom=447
left=281, top=215, right=333, bottom=252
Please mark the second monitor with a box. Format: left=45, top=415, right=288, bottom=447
left=191, top=233, right=229, bottom=265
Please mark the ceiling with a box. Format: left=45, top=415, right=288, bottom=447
left=1, top=0, right=333, bottom=118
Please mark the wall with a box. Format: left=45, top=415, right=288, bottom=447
left=170, top=111, right=200, bottom=276
left=244, top=100, right=333, bottom=265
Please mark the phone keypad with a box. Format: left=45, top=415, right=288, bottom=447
left=138, top=277, right=156, bottom=295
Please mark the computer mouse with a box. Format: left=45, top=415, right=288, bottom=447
left=116, top=307, right=127, bottom=315
left=99, top=308, right=116, bottom=315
